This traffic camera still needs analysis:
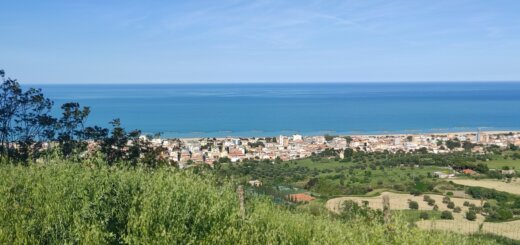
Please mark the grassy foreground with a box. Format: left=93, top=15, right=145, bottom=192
left=0, top=161, right=505, bottom=244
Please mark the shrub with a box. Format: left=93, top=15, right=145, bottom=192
left=453, top=207, right=462, bottom=213
left=423, top=195, right=431, bottom=202
left=409, top=201, right=419, bottom=210
left=433, top=205, right=439, bottom=211
left=463, top=201, right=470, bottom=207
left=446, top=191, right=454, bottom=196
left=441, top=211, right=454, bottom=220
left=466, top=211, right=477, bottom=221
left=442, top=196, right=451, bottom=204
left=427, top=199, right=435, bottom=206
left=419, top=212, right=429, bottom=220
left=447, top=201, right=455, bottom=209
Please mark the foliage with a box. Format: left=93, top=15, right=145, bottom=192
left=0, top=162, right=495, bottom=244
left=409, top=201, right=419, bottom=210
left=441, top=211, right=454, bottom=220
left=466, top=210, right=477, bottom=221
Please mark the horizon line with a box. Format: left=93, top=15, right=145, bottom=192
left=21, top=80, right=520, bottom=85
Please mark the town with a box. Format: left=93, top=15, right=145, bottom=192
left=140, top=131, right=520, bottom=168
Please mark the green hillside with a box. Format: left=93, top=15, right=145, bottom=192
left=0, top=160, right=506, bottom=244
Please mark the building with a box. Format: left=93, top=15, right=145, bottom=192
left=286, top=193, right=316, bottom=203
left=248, top=180, right=262, bottom=187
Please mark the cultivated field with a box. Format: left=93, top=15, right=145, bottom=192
left=327, top=192, right=520, bottom=240
left=326, top=192, right=482, bottom=221
left=450, top=178, right=520, bottom=195
left=416, top=219, right=520, bottom=240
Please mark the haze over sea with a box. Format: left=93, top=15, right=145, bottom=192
left=31, top=82, right=520, bottom=138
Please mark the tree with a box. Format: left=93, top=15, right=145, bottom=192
left=445, top=139, right=461, bottom=150
left=0, top=71, right=55, bottom=162
left=419, top=212, right=429, bottom=220
left=441, top=211, right=454, bottom=220
left=344, top=136, right=353, bottom=145
left=447, top=201, right=455, bottom=209
left=466, top=210, right=477, bottom=221
left=409, top=201, right=419, bottom=210
left=57, top=102, right=90, bottom=158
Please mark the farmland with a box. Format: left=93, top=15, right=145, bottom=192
left=451, top=179, right=520, bottom=196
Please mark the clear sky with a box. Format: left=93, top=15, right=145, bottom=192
left=1, top=0, right=520, bottom=84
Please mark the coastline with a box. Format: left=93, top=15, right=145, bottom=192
left=157, top=129, right=520, bottom=140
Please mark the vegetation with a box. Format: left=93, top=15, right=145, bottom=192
left=0, top=162, right=499, bottom=244
left=441, top=211, right=454, bottom=220
left=466, top=210, right=477, bottom=221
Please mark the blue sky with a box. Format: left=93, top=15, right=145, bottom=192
left=1, top=0, right=520, bottom=83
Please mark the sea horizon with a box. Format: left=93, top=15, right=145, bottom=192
left=23, top=82, right=520, bottom=138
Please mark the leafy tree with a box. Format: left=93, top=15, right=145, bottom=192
left=445, top=139, right=461, bottom=150
left=409, top=201, right=419, bottom=210
left=466, top=210, right=477, bottom=221
left=441, top=211, right=454, bottom=220
left=0, top=70, right=55, bottom=162
left=57, top=102, right=90, bottom=159
left=447, top=201, right=455, bottom=209
left=419, top=212, right=429, bottom=220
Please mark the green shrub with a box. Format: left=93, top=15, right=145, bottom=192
left=419, top=212, right=429, bottom=220
left=466, top=211, right=477, bottom=221
left=454, top=207, right=462, bottom=213
left=441, top=211, right=454, bottom=220
left=463, top=201, right=470, bottom=207
left=447, top=201, right=455, bottom=209
left=427, top=199, right=436, bottom=206
left=443, top=196, right=451, bottom=204
left=409, top=201, right=419, bottom=210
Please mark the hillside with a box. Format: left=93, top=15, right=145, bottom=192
left=0, top=161, right=509, bottom=244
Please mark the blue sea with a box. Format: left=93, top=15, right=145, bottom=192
left=29, top=82, right=520, bottom=138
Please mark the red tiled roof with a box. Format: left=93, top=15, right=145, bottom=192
left=286, top=193, right=316, bottom=202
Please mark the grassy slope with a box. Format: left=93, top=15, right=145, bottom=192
left=0, top=161, right=505, bottom=244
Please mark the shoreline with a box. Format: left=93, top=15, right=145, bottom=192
left=156, top=130, right=520, bottom=140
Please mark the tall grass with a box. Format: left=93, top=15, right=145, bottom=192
left=0, top=160, right=503, bottom=244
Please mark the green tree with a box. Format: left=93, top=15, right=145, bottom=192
left=441, top=211, right=454, bottom=220
left=466, top=210, right=477, bottom=221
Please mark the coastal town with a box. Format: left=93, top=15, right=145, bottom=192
left=140, top=131, right=520, bottom=168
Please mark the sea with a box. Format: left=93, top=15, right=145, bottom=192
left=29, top=82, right=520, bottom=138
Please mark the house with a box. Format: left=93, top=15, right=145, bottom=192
left=462, top=169, right=477, bottom=175
left=248, top=180, right=262, bottom=187
left=286, top=193, right=316, bottom=203
left=433, top=171, right=455, bottom=179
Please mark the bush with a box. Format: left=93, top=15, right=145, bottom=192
left=423, top=195, right=431, bottom=202
left=466, top=211, right=477, bottom=221
left=419, top=212, right=429, bottom=220
left=447, top=201, right=455, bottom=209
left=427, top=199, right=435, bottom=206
left=441, top=211, right=454, bottom=220
left=453, top=207, right=462, bottom=213
left=409, top=201, right=419, bottom=210
left=463, top=201, right=470, bottom=207
left=442, top=196, right=451, bottom=204
left=446, top=191, right=454, bottom=196
left=433, top=205, right=439, bottom=211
